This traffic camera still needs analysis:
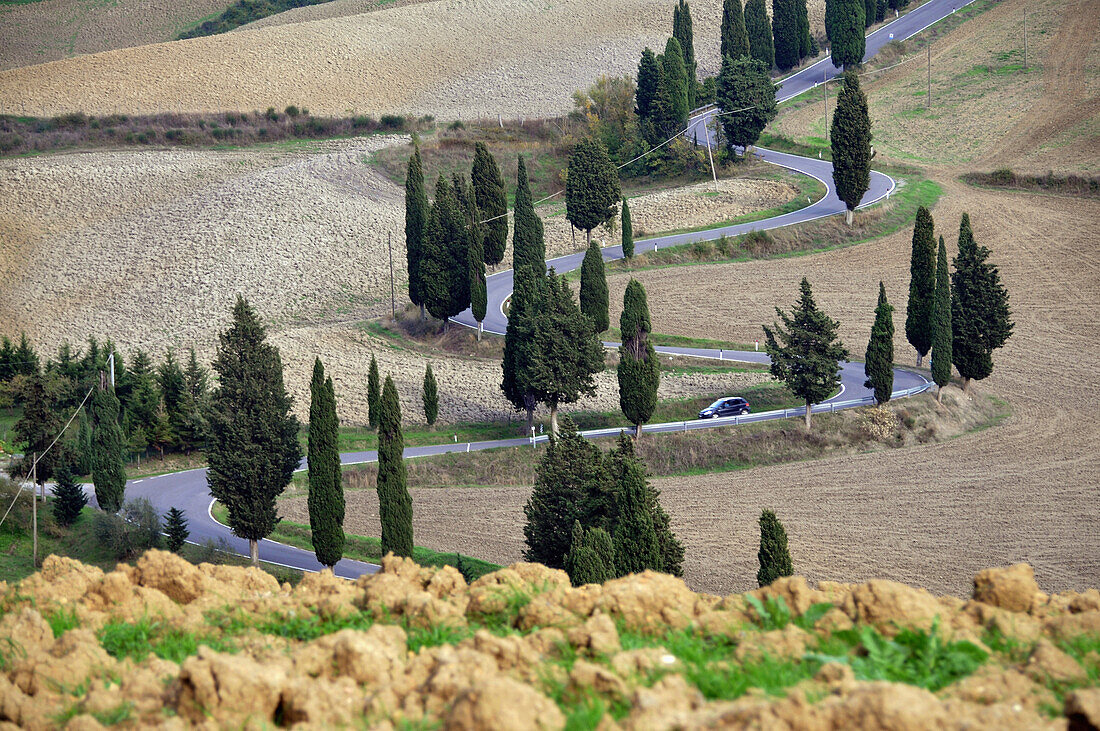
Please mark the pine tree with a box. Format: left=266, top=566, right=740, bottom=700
left=617, top=280, right=661, bottom=439
left=501, top=267, right=547, bottom=433
left=512, top=156, right=546, bottom=277
left=864, top=281, right=895, bottom=404
left=745, top=0, right=775, bottom=68
left=51, top=462, right=86, bottom=527
left=423, top=363, right=438, bottom=426
left=89, top=383, right=126, bottom=512
left=566, top=137, right=622, bottom=244
left=367, top=354, right=381, bottom=429
left=164, top=507, right=190, bottom=553
left=796, top=0, right=812, bottom=60
left=377, top=376, right=413, bottom=557
left=406, top=143, right=429, bottom=318
left=179, top=347, right=210, bottom=452
left=523, top=418, right=608, bottom=568
left=14, top=372, right=63, bottom=487
left=308, top=359, right=344, bottom=568
left=655, top=38, right=690, bottom=139
left=580, top=241, right=610, bottom=333
left=772, top=0, right=800, bottom=71
left=157, top=349, right=186, bottom=450
left=830, top=71, right=872, bottom=224
left=720, top=0, right=750, bottom=61
left=763, top=278, right=849, bottom=429
left=636, top=48, right=663, bottom=145
left=608, top=434, right=683, bottom=576
left=207, top=296, right=302, bottom=566
left=905, top=206, right=936, bottom=366
left=471, top=142, right=508, bottom=268
left=124, top=350, right=160, bottom=454
left=612, top=458, right=661, bottom=575
left=673, top=0, right=698, bottom=107
left=0, top=336, right=14, bottom=383
left=621, top=198, right=634, bottom=259
left=826, top=0, right=866, bottom=68
left=13, top=332, right=39, bottom=377
left=931, top=235, right=953, bottom=401
left=716, top=54, right=778, bottom=151
left=951, top=213, right=1013, bottom=391
left=466, top=185, right=488, bottom=339
left=757, top=509, right=793, bottom=586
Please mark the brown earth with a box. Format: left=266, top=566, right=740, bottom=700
left=0, top=552, right=1096, bottom=728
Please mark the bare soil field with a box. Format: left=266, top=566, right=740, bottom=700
left=774, top=0, right=1100, bottom=173
left=0, top=0, right=825, bottom=119
left=0, top=0, right=227, bottom=71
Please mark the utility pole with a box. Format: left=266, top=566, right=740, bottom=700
left=927, top=44, right=932, bottom=110
left=107, top=352, right=115, bottom=390
left=387, top=232, right=396, bottom=319
left=31, top=453, right=37, bottom=568
left=704, top=114, right=719, bottom=193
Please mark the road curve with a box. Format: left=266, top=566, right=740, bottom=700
left=127, top=0, right=966, bottom=578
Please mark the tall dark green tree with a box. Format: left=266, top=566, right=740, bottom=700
left=367, top=354, right=381, bottom=429
left=864, top=0, right=876, bottom=27
left=826, top=0, right=866, bottom=68
left=772, top=0, right=801, bottom=70
left=745, top=0, right=775, bottom=68
left=523, top=418, right=608, bottom=569
left=377, top=376, right=413, bottom=557
left=580, top=242, right=610, bottom=333
left=566, top=137, right=622, bottom=245
left=636, top=48, right=663, bottom=145
left=608, top=434, right=683, bottom=576
left=905, top=206, right=936, bottom=366
left=14, top=372, right=63, bottom=487
left=164, top=507, right=190, bottom=553
left=465, top=187, right=488, bottom=341
left=757, top=509, right=793, bottom=587
left=308, top=358, right=344, bottom=568
left=830, top=71, right=872, bottom=224
left=564, top=521, right=613, bottom=586
left=673, top=0, right=698, bottom=107
left=178, top=347, right=210, bottom=452
left=13, top=333, right=39, bottom=377
left=158, top=349, right=186, bottom=450
left=471, top=142, right=508, bottom=268
left=512, top=156, right=546, bottom=277
left=720, top=0, right=750, bottom=61
left=0, top=336, right=15, bottom=383
left=421, top=176, right=471, bottom=328
left=89, top=383, right=126, bottom=513
left=621, top=198, right=634, bottom=259
left=763, top=278, right=849, bottom=429
left=422, top=363, right=438, bottom=426
left=532, top=273, right=605, bottom=435
left=796, top=0, right=812, bottom=60
left=864, top=281, right=895, bottom=404
left=612, top=457, right=661, bottom=575
left=406, top=143, right=429, bottom=319
left=51, top=462, right=86, bottom=527
left=716, top=54, right=778, bottom=151
left=617, top=280, right=661, bottom=439
left=502, top=267, right=548, bottom=433
left=655, top=38, right=690, bottom=139
left=951, top=213, right=1013, bottom=392
left=125, top=350, right=159, bottom=452
left=206, top=296, right=302, bottom=566
left=931, top=235, right=953, bottom=401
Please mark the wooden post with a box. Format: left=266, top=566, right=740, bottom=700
left=927, top=44, right=932, bottom=109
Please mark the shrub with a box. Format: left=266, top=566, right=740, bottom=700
left=352, top=115, right=375, bottom=129
left=264, top=107, right=279, bottom=121
left=94, top=498, right=163, bottom=559
left=285, top=105, right=301, bottom=118
left=379, top=114, right=406, bottom=130
left=448, top=120, right=466, bottom=131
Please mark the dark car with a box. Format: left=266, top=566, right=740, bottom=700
left=698, top=397, right=750, bottom=419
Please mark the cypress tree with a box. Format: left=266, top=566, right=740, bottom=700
left=586, top=527, right=616, bottom=580
left=501, top=266, right=547, bottom=433
left=423, top=363, right=438, bottom=426
left=421, top=176, right=470, bottom=328
left=471, top=142, right=508, bottom=268
left=51, top=462, right=86, bottom=527
left=763, top=278, right=849, bottom=429
left=716, top=54, right=778, bottom=151
left=612, top=459, right=661, bottom=575
left=14, top=372, right=63, bottom=487
left=531, top=273, right=605, bottom=435
left=608, top=434, right=683, bottom=576
left=864, top=0, right=876, bottom=27
left=580, top=241, right=610, bottom=333
left=655, top=38, right=689, bottom=139
left=796, top=0, right=812, bottom=60
left=566, top=137, right=622, bottom=244
left=757, top=509, right=793, bottom=587
left=406, top=144, right=429, bottom=318
left=864, top=281, right=895, bottom=404
left=830, top=70, right=872, bottom=224
left=164, top=507, right=190, bottom=553
left=564, top=521, right=613, bottom=586
left=931, top=235, right=953, bottom=401
left=367, top=354, right=381, bottom=429
left=826, top=0, right=866, bottom=68
left=617, top=280, right=660, bottom=439
left=905, top=206, right=936, bottom=366
left=951, top=213, right=1013, bottom=391
left=377, top=376, right=413, bottom=557
left=308, top=358, right=344, bottom=568
left=465, top=184, right=488, bottom=339
left=88, top=384, right=126, bottom=513
left=745, top=0, right=775, bottom=68
left=621, top=198, right=634, bottom=259
left=636, top=48, right=663, bottom=145
left=673, top=0, right=698, bottom=107
left=512, top=156, right=546, bottom=277
left=207, top=296, right=301, bottom=566
left=523, top=418, right=608, bottom=568
left=772, top=0, right=800, bottom=71
left=720, top=0, right=750, bottom=61
left=876, top=0, right=887, bottom=22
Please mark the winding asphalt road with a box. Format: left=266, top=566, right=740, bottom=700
left=123, top=0, right=969, bottom=579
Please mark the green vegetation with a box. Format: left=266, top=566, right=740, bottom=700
left=864, top=281, right=896, bottom=404
left=745, top=0, right=775, bottom=69
left=565, top=137, right=621, bottom=244
left=830, top=71, right=872, bottom=223
left=617, top=280, right=661, bottom=439
left=673, top=0, right=699, bottom=107
left=178, top=0, right=339, bottom=39
left=716, top=55, right=777, bottom=152
left=930, top=235, right=953, bottom=399
left=405, top=144, right=429, bottom=321
left=906, top=206, right=937, bottom=367
left=307, top=358, right=345, bottom=568
left=719, top=0, right=750, bottom=61
left=377, top=376, right=413, bottom=558
left=960, top=169, right=1100, bottom=198
left=825, top=0, right=866, bottom=69
left=756, top=509, right=793, bottom=587
left=580, top=241, right=610, bottom=333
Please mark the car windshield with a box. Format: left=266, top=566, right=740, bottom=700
left=707, top=400, right=725, bottom=409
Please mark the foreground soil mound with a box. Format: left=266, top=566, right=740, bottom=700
left=1, top=551, right=1097, bottom=728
